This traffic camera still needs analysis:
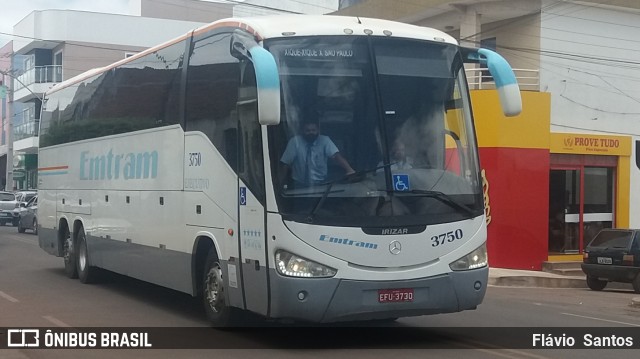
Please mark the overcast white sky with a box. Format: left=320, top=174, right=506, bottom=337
left=0, top=0, right=337, bottom=46
left=0, top=0, right=132, bottom=45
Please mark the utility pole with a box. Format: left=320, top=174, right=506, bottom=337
left=1, top=70, right=14, bottom=191
left=1, top=68, right=43, bottom=191
left=6, top=77, right=13, bottom=191
left=0, top=74, right=12, bottom=191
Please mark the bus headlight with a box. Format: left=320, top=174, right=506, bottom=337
left=275, top=250, right=337, bottom=278
left=449, top=243, right=488, bottom=271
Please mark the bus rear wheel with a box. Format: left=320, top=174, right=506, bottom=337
left=76, top=226, right=97, bottom=284
left=202, top=248, right=241, bottom=327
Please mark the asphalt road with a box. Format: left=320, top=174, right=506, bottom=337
left=1, top=224, right=639, bottom=358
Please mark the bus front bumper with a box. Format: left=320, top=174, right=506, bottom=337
left=268, top=267, right=488, bottom=323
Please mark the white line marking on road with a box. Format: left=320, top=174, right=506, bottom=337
left=43, top=315, right=71, bottom=328
left=0, top=291, right=19, bottom=302
left=561, top=312, right=640, bottom=327
left=446, top=339, right=552, bottom=359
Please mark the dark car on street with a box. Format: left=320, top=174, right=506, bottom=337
left=17, top=195, right=37, bottom=234
left=581, top=228, right=640, bottom=293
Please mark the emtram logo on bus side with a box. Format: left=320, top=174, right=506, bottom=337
left=79, top=149, right=159, bottom=180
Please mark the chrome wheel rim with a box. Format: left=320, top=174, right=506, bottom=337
left=63, top=236, right=73, bottom=264
left=78, top=238, right=87, bottom=271
left=205, top=263, right=224, bottom=313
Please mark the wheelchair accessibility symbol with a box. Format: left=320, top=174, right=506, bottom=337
left=239, top=187, right=247, bottom=205
left=393, top=174, right=410, bottom=191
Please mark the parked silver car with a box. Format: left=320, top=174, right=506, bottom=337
left=17, top=195, right=37, bottom=234
left=11, top=191, right=37, bottom=226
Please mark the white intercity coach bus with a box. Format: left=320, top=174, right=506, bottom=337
left=38, top=15, right=521, bottom=326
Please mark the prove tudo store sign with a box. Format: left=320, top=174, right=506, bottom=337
left=550, top=133, right=631, bottom=156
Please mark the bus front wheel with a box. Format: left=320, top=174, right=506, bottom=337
left=62, top=226, right=78, bottom=279
left=202, top=248, right=241, bottom=327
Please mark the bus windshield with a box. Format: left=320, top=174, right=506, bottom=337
left=266, top=36, right=483, bottom=227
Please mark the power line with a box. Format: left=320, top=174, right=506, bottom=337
left=550, top=122, right=640, bottom=137
left=0, top=31, right=147, bottom=54
left=458, top=0, right=569, bottom=42
left=497, top=48, right=640, bottom=114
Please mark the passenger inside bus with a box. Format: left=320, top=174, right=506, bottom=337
left=279, top=121, right=355, bottom=188
left=377, top=138, right=413, bottom=173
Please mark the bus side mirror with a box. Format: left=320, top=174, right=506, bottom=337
left=231, top=31, right=281, bottom=126
left=465, top=48, right=522, bottom=117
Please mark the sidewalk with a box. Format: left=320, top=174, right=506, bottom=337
left=488, top=267, right=640, bottom=308
left=488, top=267, right=586, bottom=288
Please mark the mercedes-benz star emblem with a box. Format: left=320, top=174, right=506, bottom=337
left=389, top=240, right=402, bottom=255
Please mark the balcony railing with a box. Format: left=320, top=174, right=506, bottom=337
left=13, top=121, right=39, bottom=141
left=465, top=68, right=540, bottom=91
left=15, top=65, right=63, bottom=90
left=13, top=107, right=39, bottom=141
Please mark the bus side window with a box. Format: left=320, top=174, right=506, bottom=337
left=185, top=32, right=240, bottom=169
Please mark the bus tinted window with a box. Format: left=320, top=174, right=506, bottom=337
left=185, top=32, right=240, bottom=170
left=40, top=40, right=186, bottom=147
left=237, top=65, right=265, bottom=204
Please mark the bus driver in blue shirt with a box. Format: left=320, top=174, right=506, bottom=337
left=280, top=121, right=355, bottom=188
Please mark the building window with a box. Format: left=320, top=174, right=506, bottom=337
left=185, top=32, right=240, bottom=171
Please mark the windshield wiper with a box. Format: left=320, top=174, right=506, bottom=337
left=404, top=189, right=475, bottom=217
left=306, top=162, right=398, bottom=222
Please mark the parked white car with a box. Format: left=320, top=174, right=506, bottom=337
left=0, top=191, right=36, bottom=226
left=0, top=191, right=17, bottom=226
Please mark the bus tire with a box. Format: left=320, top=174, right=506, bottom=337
left=76, top=226, right=97, bottom=284
left=202, top=248, right=241, bottom=327
left=62, top=226, right=78, bottom=279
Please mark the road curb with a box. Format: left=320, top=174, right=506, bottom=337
left=489, top=276, right=587, bottom=288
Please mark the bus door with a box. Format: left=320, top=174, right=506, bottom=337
left=236, top=63, right=269, bottom=316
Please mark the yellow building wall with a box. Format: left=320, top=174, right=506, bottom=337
left=472, top=90, right=551, bottom=150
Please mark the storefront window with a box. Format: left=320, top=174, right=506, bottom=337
left=549, top=169, right=581, bottom=254
left=549, top=156, right=616, bottom=255
left=582, top=167, right=614, bottom=248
